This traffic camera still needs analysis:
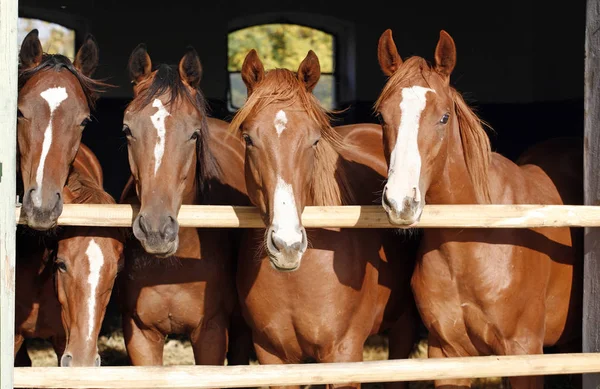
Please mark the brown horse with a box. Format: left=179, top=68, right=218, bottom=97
left=118, top=43, right=251, bottom=368
left=229, top=49, right=418, bottom=389
left=17, top=28, right=107, bottom=230
left=375, top=29, right=582, bottom=389
left=15, top=144, right=125, bottom=367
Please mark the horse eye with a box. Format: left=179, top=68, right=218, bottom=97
left=440, top=113, right=450, bottom=124
left=375, top=112, right=384, bottom=125
left=242, top=133, right=253, bottom=146
left=55, top=260, right=67, bottom=273
left=17, top=109, right=24, bottom=118
left=122, top=125, right=133, bottom=137
left=80, top=117, right=91, bottom=127
left=190, top=131, right=199, bottom=141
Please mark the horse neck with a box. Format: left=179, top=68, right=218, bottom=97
left=426, top=122, right=481, bottom=205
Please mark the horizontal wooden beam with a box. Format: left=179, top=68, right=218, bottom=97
left=15, top=204, right=600, bottom=228
left=13, top=353, right=600, bottom=388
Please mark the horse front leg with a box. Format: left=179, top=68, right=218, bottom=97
left=320, top=336, right=365, bottom=389
left=190, top=314, right=228, bottom=365
left=253, top=336, right=300, bottom=389
left=123, top=313, right=165, bottom=365
left=429, top=334, right=472, bottom=389
left=504, top=337, right=544, bottom=389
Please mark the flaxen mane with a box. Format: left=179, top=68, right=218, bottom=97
left=374, top=56, right=492, bottom=204
left=126, top=64, right=221, bottom=195
left=18, top=53, right=109, bottom=109
left=229, top=68, right=354, bottom=206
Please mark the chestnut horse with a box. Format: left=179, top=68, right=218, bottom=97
left=118, top=43, right=251, bottom=368
left=17, top=28, right=106, bottom=230
left=15, top=144, right=125, bottom=367
left=375, top=29, right=582, bottom=389
left=229, top=49, right=418, bottom=389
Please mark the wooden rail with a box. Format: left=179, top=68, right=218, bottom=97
left=15, top=204, right=600, bottom=228
left=13, top=353, right=600, bottom=388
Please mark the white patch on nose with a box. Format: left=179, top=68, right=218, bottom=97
left=85, top=239, right=104, bottom=341
left=386, top=86, right=435, bottom=205
left=34, top=87, right=68, bottom=207
left=274, top=110, right=287, bottom=137
left=272, top=176, right=303, bottom=246
left=150, top=99, right=170, bottom=176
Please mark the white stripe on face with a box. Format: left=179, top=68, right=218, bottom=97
left=85, top=239, right=104, bottom=341
left=386, top=86, right=435, bottom=204
left=151, top=99, right=170, bottom=176
left=274, top=110, right=287, bottom=136
left=35, top=87, right=68, bottom=207
left=272, top=176, right=303, bottom=246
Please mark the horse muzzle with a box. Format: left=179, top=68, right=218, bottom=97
left=382, top=189, right=423, bottom=227
left=266, top=225, right=307, bottom=271
left=21, top=187, right=63, bottom=231
left=132, top=212, right=180, bottom=257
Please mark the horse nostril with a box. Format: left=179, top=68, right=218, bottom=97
left=411, top=187, right=418, bottom=201
left=382, top=190, right=397, bottom=211
left=94, top=354, right=101, bottom=367
left=137, top=215, right=148, bottom=234
left=60, top=353, right=73, bottom=367
left=270, top=229, right=282, bottom=252
left=161, top=216, right=178, bottom=240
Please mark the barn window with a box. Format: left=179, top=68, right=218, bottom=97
left=18, top=17, right=76, bottom=60
left=227, top=24, right=336, bottom=111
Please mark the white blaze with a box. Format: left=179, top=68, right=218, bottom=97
left=386, top=86, right=435, bottom=205
left=272, top=176, right=303, bottom=246
left=274, top=110, right=287, bottom=136
left=85, top=239, right=104, bottom=341
left=34, top=87, right=68, bottom=207
left=151, top=99, right=170, bottom=175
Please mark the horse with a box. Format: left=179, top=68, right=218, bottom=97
left=375, top=29, right=582, bottom=389
left=15, top=143, right=125, bottom=367
left=228, top=48, right=419, bottom=389
left=118, top=43, right=252, bottom=368
left=17, top=28, right=107, bottom=230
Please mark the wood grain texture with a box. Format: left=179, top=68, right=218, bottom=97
left=15, top=204, right=600, bottom=228
left=584, top=0, right=600, bottom=388
left=0, top=0, right=19, bottom=387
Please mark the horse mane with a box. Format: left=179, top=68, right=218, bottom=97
left=65, top=171, right=116, bottom=205
left=18, top=53, right=110, bottom=109
left=126, top=64, right=222, bottom=196
left=374, top=56, right=492, bottom=204
left=229, top=68, right=354, bottom=206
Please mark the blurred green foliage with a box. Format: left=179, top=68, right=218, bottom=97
left=228, top=24, right=335, bottom=109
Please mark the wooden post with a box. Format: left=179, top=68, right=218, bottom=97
left=584, top=0, right=600, bottom=388
left=0, top=0, right=19, bottom=387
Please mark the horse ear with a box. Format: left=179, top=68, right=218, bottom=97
left=128, top=43, right=152, bottom=84
left=297, top=50, right=320, bottom=93
left=179, top=46, right=203, bottom=89
left=19, top=29, right=43, bottom=69
left=434, top=30, right=456, bottom=79
left=73, top=33, right=99, bottom=77
left=241, top=49, right=265, bottom=96
left=378, top=29, right=403, bottom=77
